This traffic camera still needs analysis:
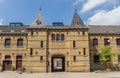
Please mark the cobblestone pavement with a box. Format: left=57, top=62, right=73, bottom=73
left=0, top=71, right=120, bottom=78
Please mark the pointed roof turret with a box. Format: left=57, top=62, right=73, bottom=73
left=71, top=10, right=85, bottom=27
left=31, top=9, right=44, bottom=26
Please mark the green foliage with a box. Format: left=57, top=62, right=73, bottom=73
left=11, top=66, right=16, bottom=71
left=97, top=46, right=116, bottom=64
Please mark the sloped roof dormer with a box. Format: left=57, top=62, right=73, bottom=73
left=31, top=10, right=44, bottom=26
left=71, top=10, right=85, bottom=27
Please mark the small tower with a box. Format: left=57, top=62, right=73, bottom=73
left=31, top=9, right=44, bottom=26
left=71, top=9, right=85, bottom=27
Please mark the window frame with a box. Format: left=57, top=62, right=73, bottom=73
left=30, top=48, right=33, bottom=56
left=51, top=34, right=55, bottom=41
left=116, top=38, right=120, bottom=45
left=94, top=55, right=100, bottom=63
left=73, top=56, right=76, bottom=61
left=61, top=34, right=65, bottom=41
left=93, top=38, right=98, bottom=46
left=104, top=38, right=110, bottom=46
left=56, top=34, right=60, bottom=41
left=5, top=38, right=11, bottom=46
left=17, top=38, right=23, bottom=46
left=40, top=41, right=44, bottom=48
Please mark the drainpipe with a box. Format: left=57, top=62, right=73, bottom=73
left=46, top=29, right=49, bottom=73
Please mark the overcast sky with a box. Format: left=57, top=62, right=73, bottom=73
left=0, top=0, right=120, bottom=25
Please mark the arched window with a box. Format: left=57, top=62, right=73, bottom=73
left=61, top=34, right=64, bottom=41
left=51, top=34, right=55, bottom=41
left=56, top=34, right=60, bottom=41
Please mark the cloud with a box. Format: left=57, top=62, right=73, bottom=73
left=0, top=18, right=3, bottom=25
left=88, top=6, right=120, bottom=25
left=80, top=0, right=107, bottom=13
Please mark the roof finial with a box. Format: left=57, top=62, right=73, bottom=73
left=39, top=6, right=42, bottom=11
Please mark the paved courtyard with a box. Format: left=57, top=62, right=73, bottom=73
left=0, top=71, right=120, bottom=78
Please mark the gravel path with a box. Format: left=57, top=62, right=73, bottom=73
left=0, top=71, right=120, bottom=78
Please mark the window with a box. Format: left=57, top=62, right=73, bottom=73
left=51, top=34, right=65, bottom=41
left=31, top=31, right=33, bottom=36
left=73, top=41, right=76, bottom=48
left=41, top=41, right=43, bottom=48
left=51, top=34, right=55, bottom=41
left=82, top=31, right=85, bottom=36
left=93, top=38, right=98, bottom=46
left=30, top=48, right=33, bottom=56
left=61, top=34, right=64, bottom=41
left=104, top=38, right=110, bottom=45
left=116, top=38, right=120, bottom=45
left=5, top=38, right=11, bottom=46
left=73, top=56, right=76, bottom=61
left=94, top=55, right=100, bottom=63
left=56, top=34, right=60, bottom=41
left=40, top=56, right=43, bottom=61
left=21, top=30, right=26, bottom=32
left=17, top=38, right=23, bottom=46
left=5, top=55, right=11, bottom=59
left=118, top=55, right=120, bottom=62
left=16, top=55, right=22, bottom=60
left=83, top=48, right=86, bottom=56
left=10, top=30, right=14, bottom=33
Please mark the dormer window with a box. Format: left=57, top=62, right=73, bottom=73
left=10, top=30, right=14, bottom=33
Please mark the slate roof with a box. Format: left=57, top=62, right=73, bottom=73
left=89, top=25, right=120, bottom=34
left=27, top=25, right=88, bottom=29
left=0, top=25, right=120, bottom=34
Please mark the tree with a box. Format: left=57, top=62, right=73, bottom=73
left=97, top=46, right=116, bottom=66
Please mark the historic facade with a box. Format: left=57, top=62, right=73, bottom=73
left=0, top=10, right=120, bottom=72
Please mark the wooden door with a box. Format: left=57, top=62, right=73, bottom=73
left=16, top=60, right=22, bottom=69
left=3, top=60, right=12, bottom=71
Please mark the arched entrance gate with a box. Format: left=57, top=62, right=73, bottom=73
left=51, top=55, right=65, bottom=72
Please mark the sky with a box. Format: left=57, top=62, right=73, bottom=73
left=0, top=0, right=120, bottom=25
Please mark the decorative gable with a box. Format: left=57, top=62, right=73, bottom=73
left=71, top=11, right=85, bottom=27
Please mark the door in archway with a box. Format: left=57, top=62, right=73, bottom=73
left=51, top=55, right=65, bottom=72
left=16, top=55, right=22, bottom=70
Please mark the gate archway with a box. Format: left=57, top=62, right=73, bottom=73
left=51, top=55, right=65, bottom=72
